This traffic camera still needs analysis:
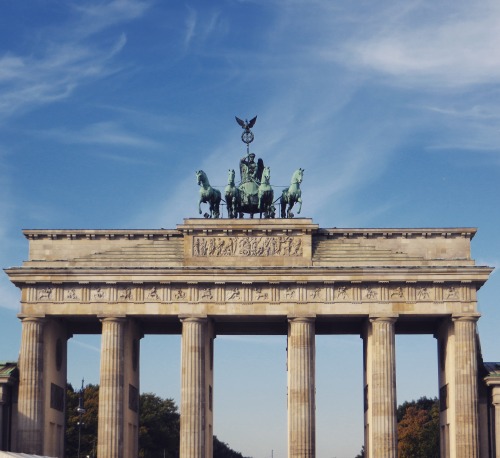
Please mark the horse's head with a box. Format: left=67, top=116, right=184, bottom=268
left=227, top=169, right=235, bottom=184
left=292, top=168, right=304, bottom=184
left=196, top=170, right=207, bottom=186
left=262, top=166, right=271, bottom=183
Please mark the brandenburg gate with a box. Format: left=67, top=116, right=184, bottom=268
left=5, top=217, right=494, bottom=457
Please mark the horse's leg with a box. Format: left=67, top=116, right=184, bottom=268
left=297, top=197, right=302, bottom=215
left=287, top=201, right=295, bottom=218
left=227, top=196, right=233, bottom=218
left=199, top=198, right=203, bottom=215
left=214, top=194, right=221, bottom=219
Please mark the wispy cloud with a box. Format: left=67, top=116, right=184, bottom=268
left=69, top=338, right=101, bottom=353
left=184, top=6, right=197, bottom=48
left=0, top=1, right=149, bottom=119
left=73, top=0, right=151, bottom=37
left=41, top=121, right=163, bottom=150
left=183, top=6, right=223, bottom=50
left=334, top=2, right=500, bottom=88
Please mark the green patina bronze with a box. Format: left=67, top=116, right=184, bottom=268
left=196, top=116, right=304, bottom=219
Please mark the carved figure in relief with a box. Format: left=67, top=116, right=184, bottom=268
left=280, top=168, right=304, bottom=218
left=336, top=286, right=349, bottom=300
left=192, top=235, right=303, bottom=257
left=201, top=288, right=213, bottom=300
left=120, top=287, right=132, bottom=300
left=254, top=287, right=268, bottom=300
left=174, top=289, right=186, bottom=300
left=39, top=287, right=53, bottom=299
left=93, top=287, right=105, bottom=300
left=227, top=287, right=241, bottom=300
left=291, top=238, right=302, bottom=256
left=417, top=286, right=430, bottom=300
left=66, top=288, right=78, bottom=300
left=147, top=287, right=159, bottom=300
left=446, top=286, right=459, bottom=299
left=390, top=287, right=404, bottom=299
left=309, top=287, right=321, bottom=299
left=365, top=287, right=377, bottom=299
left=196, top=170, right=221, bottom=219
left=284, top=287, right=296, bottom=299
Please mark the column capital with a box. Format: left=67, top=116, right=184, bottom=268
left=98, top=316, right=127, bottom=322
left=484, top=377, right=500, bottom=389
left=369, top=313, right=398, bottom=324
left=179, top=315, right=208, bottom=324
left=18, top=315, right=46, bottom=324
left=288, top=315, right=316, bottom=324
left=452, top=313, right=480, bottom=323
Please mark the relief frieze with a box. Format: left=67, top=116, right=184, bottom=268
left=192, top=235, right=303, bottom=257
left=29, top=282, right=470, bottom=304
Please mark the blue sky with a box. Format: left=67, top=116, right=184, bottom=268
left=0, top=1, right=499, bottom=456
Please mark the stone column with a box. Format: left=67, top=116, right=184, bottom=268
left=365, top=315, right=397, bottom=458
left=453, top=315, right=480, bottom=458
left=180, top=317, right=209, bottom=458
left=0, top=386, right=4, bottom=450
left=16, top=316, right=45, bottom=454
left=287, top=317, right=315, bottom=458
left=98, top=317, right=126, bottom=458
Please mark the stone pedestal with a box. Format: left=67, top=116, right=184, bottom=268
left=98, top=317, right=126, bottom=458
left=16, top=317, right=45, bottom=454
left=288, top=317, right=315, bottom=458
left=364, top=315, right=397, bottom=458
left=180, top=317, right=213, bottom=458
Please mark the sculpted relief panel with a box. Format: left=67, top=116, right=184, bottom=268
left=28, top=282, right=471, bottom=305
left=192, top=235, right=303, bottom=257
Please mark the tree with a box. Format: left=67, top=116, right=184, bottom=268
left=138, top=393, right=180, bottom=458
left=65, top=384, right=250, bottom=458
left=354, top=397, right=439, bottom=458
left=397, top=397, right=439, bottom=458
left=354, top=444, right=365, bottom=458
left=213, top=436, right=251, bottom=458
left=65, top=383, right=99, bottom=457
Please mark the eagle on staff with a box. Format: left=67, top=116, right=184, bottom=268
left=235, top=115, right=257, bottom=133
left=235, top=115, right=257, bottom=151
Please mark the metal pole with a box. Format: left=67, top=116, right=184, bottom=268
left=77, top=378, right=86, bottom=458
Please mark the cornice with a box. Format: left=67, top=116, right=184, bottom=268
left=4, top=265, right=493, bottom=286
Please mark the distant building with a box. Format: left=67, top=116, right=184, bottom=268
left=0, top=362, right=18, bottom=451
left=483, top=362, right=500, bottom=456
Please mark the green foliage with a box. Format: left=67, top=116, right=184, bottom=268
left=354, top=444, right=365, bottom=458
left=138, top=393, right=180, bottom=458
left=213, top=436, right=251, bottom=458
left=65, top=384, right=249, bottom=458
left=397, top=397, right=439, bottom=458
left=65, top=383, right=99, bottom=457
